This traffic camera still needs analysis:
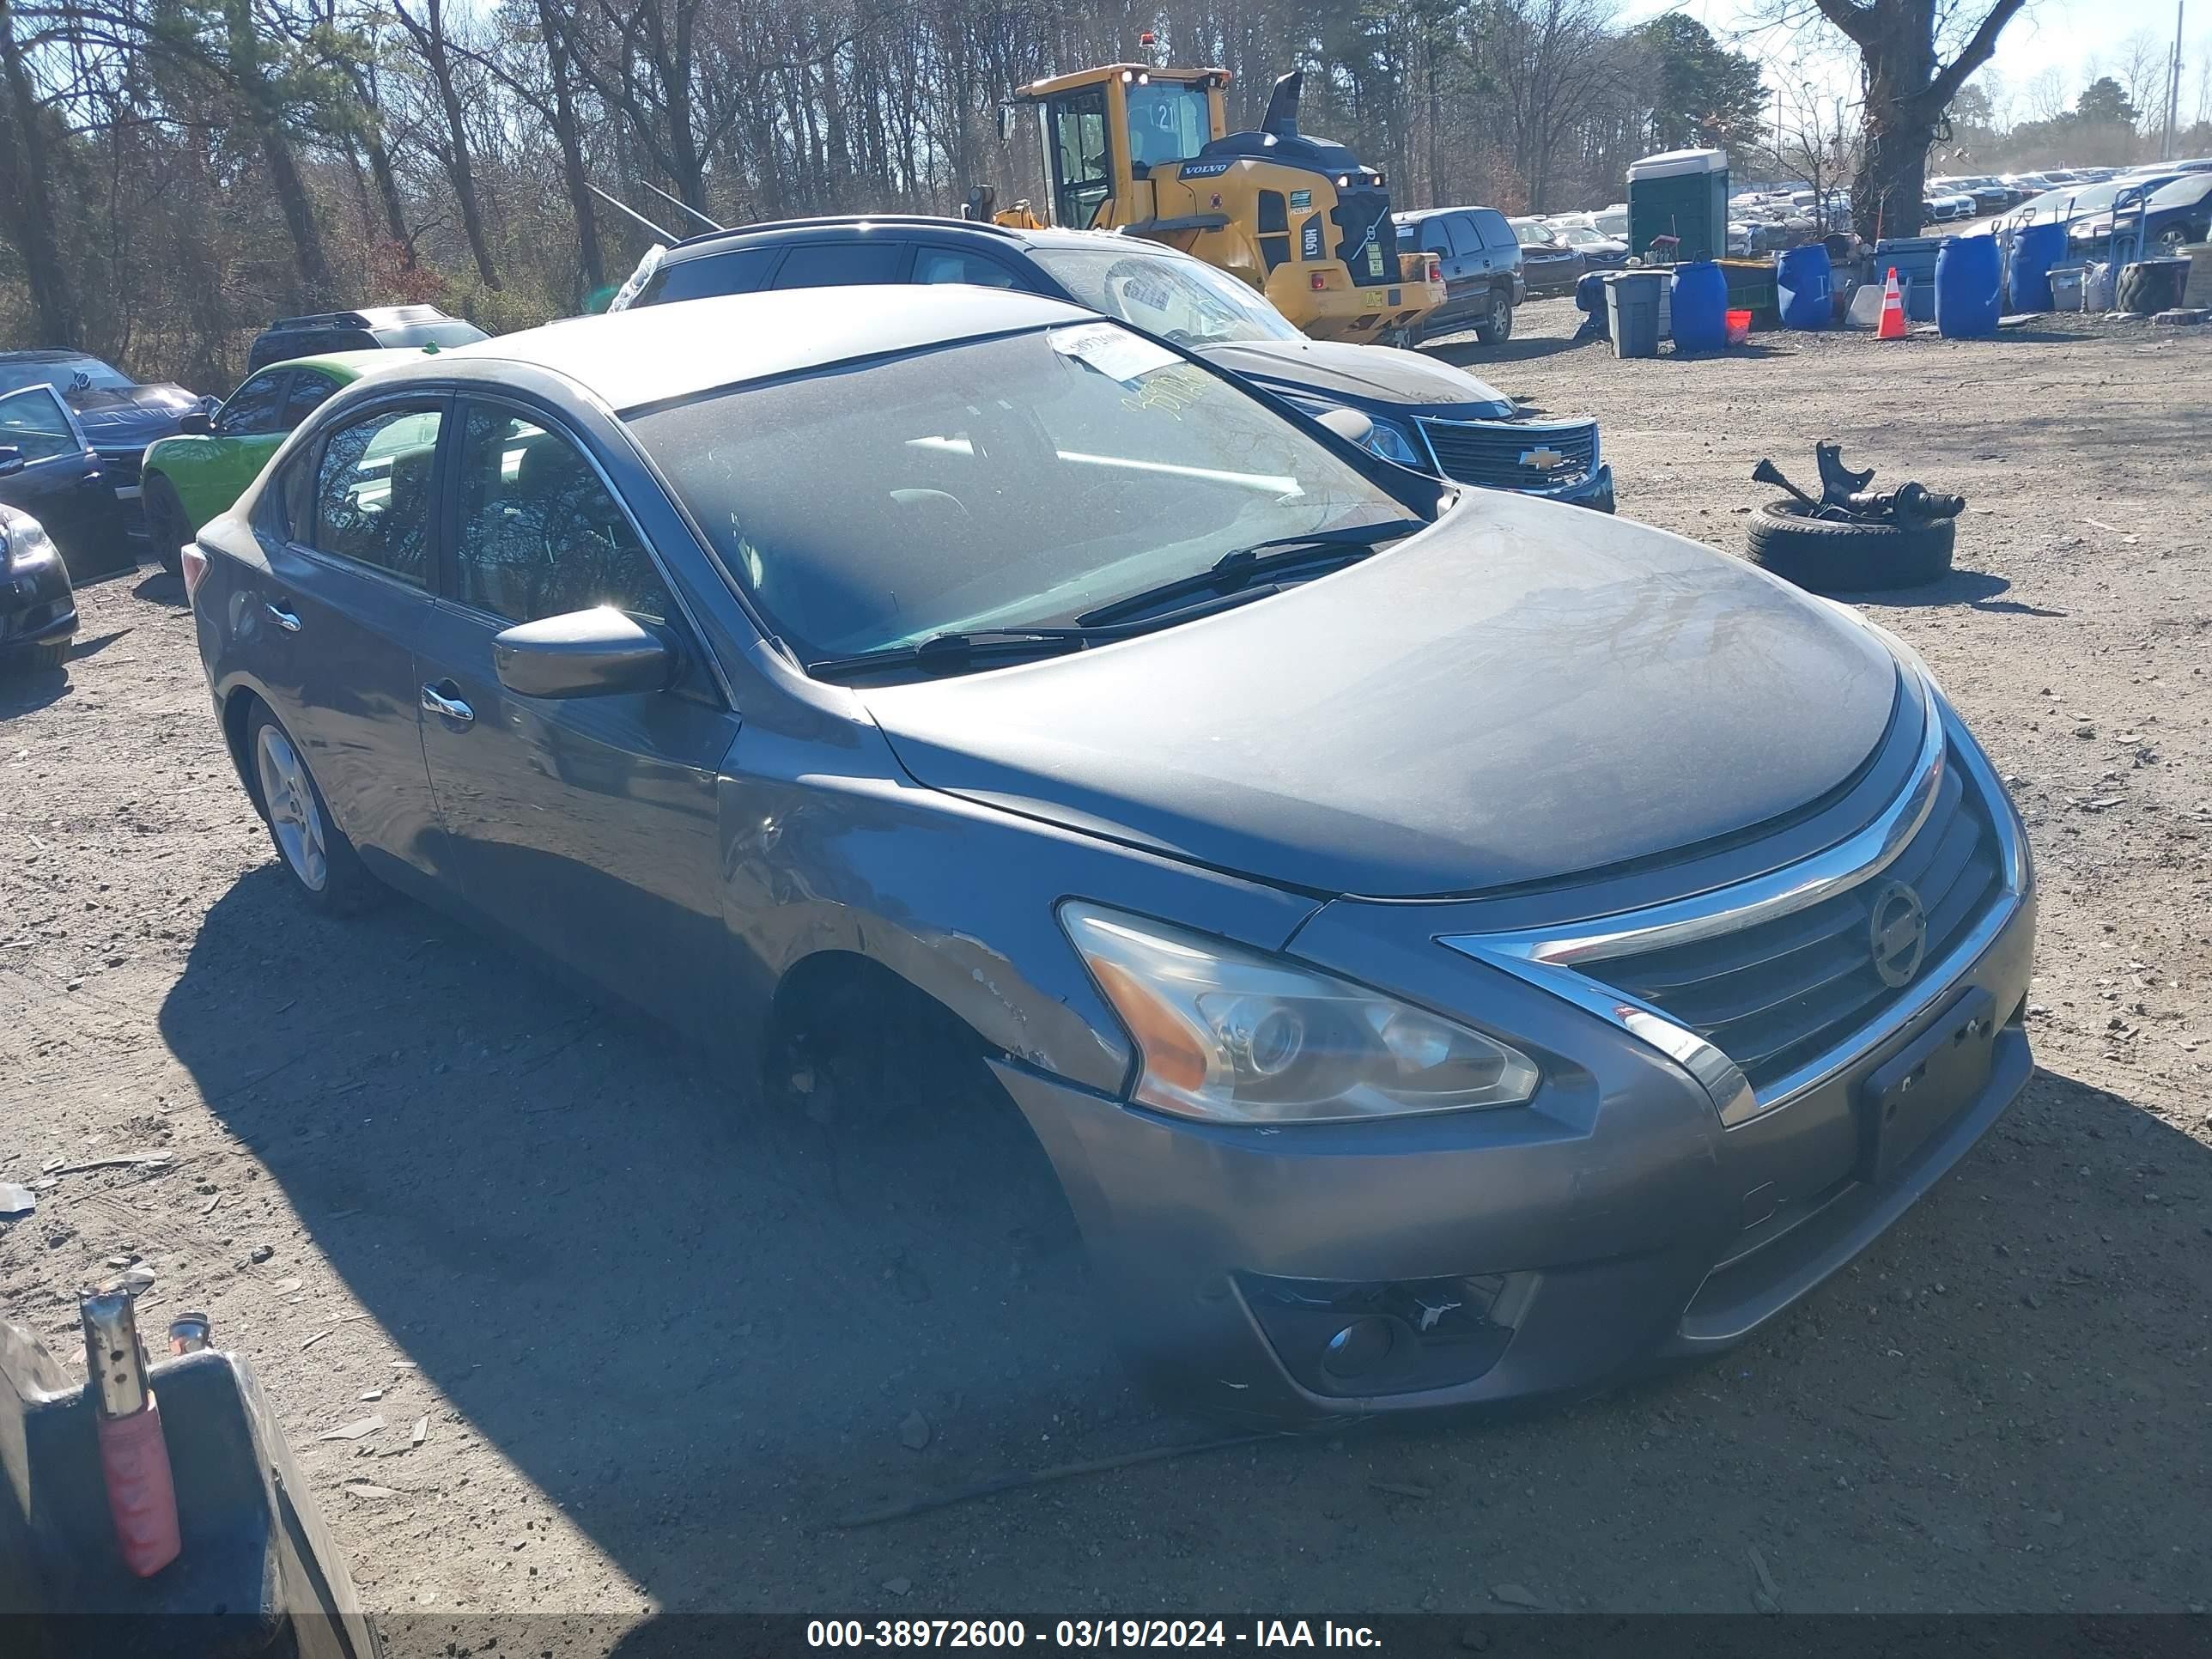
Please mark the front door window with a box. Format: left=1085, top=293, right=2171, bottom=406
left=0, top=386, right=81, bottom=463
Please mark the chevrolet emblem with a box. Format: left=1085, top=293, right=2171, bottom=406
left=1520, top=446, right=1568, bottom=471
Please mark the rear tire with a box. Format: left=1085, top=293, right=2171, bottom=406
left=244, top=702, right=381, bottom=915
left=143, top=473, right=191, bottom=578
left=1744, top=500, right=1956, bottom=592
left=1474, top=289, right=1515, bottom=344
left=13, top=639, right=70, bottom=674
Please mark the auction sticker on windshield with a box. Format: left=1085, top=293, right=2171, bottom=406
left=1049, top=322, right=1182, bottom=387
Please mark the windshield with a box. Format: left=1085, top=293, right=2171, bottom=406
left=1125, top=81, right=1212, bottom=172
left=629, top=323, right=1411, bottom=666
left=0, top=355, right=135, bottom=396
left=1510, top=221, right=1555, bottom=247
left=1029, top=246, right=1304, bottom=346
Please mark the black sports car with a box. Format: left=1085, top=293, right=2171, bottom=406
left=0, top=350, right=212, bottom=543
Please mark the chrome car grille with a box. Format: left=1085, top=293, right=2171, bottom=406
left=1573, top=750, right=2003, bottom=1092
left=1417, top=417, right=1596, bottom=489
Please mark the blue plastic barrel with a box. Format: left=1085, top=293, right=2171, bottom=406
left=1935, top=234, right=2002, bottom=337
left=1776, top=243, right=1832, bottom=329
left=2008, top=222, right=2068, bottom=311
left=1670, top=259, right=1728, bottom=353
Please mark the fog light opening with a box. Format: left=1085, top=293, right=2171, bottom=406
left=1321, top=1316, right=1398, bottom=1380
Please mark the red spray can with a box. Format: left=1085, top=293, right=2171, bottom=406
left=79, top=1289, right=182, bottom=1577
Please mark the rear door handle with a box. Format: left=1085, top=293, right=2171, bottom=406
left=264, top=602, right=301, bottom=633
left=421, top=681, right=474, bottom=725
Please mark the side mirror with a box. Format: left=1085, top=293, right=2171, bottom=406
left=0, top=446, right=21, bottom=477
left=1314, top=407, right=1375, bottom=448
left=492, top=605, right=674, bottom=699
left=178, top=410, right=213, bottom=436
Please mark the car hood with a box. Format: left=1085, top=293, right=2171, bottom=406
left=1197, top=338, right=1513, bottom=417
left=64, top=383, right=205, bottom=447
left=860, top=493, right=1902, bottom=899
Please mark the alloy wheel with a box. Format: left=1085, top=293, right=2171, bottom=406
left=255, top=724, right=329, bottom=892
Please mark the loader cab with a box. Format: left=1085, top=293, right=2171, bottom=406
left=1006, top=62, right=1442, bottom=346
left=1023, top=66, right=1230, bottom=231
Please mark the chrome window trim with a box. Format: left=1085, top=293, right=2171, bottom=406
left=1441, top=674, right=2028, bottom=1128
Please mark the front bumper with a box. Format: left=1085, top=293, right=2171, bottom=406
left=996, top=699, right=2033, bottom=1423
left=1279, top=274, right=1451, bottom=343
left=3, top=558, right=78, bottom=653
left=1518, top=462, right=1613, bottom=513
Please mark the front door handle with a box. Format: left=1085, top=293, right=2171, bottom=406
left=421, top=681, right=474, bottom=725
left=264, top=601, right=301, bottom=633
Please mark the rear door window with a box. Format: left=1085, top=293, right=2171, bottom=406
left=1445, top=216, right=1485, bottom=258
left=308, top=404, right=444, bottom=585
left=771, top=241, right=908, bottom=289
left=1475, top=210, right=1517, bottom=249
left=281, top=372, right=341, bottom=431
left=216, top=371, right=293, bottom=435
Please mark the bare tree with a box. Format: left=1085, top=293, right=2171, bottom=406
left=392, top=0, right=499, bottom=287
left=1748, top=70, right=1863, bottom=231
left=2024, top=64, right=2069, bottom=123
left=1797, top=0, right=2028, bottom=238
left=0, top=0, right=80, bottom=343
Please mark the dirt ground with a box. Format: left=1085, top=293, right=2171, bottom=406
left=3, top=300, right=2209, bottom=1645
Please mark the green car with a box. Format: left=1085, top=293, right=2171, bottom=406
left=141, top=351, right=400, bottom=574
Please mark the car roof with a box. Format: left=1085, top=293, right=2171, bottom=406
left=0, top=348, right=112, bottom=364
left=256, top=349, right=412, bottom=381
left=262, top=305, right=455, bottom=332
left=432, top=285, right=1097, bottom=412
left=657, top=215, right=1204, bottom=266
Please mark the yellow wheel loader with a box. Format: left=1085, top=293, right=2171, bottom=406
left=1000, top=64, right=1444, bottom=345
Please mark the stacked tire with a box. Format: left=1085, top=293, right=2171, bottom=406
left=1744, top=501, right=1955, bottom=593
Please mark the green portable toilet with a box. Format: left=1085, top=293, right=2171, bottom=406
left=1627, top=148, right=1730, bottom=264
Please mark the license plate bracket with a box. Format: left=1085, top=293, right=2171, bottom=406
left=1856, top=986, right=1996, bottom=1184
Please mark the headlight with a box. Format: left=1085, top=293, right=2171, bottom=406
left=3, top=514, right=58, bottom=572
left=1285, top=395, right=1426, bottom=469
left=1061, top=903, right=1541, bottom=1124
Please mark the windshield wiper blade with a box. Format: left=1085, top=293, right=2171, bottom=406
left=1076, top=517, right=1429, bottom=627
left=807, top=626, right=1114, bottom=678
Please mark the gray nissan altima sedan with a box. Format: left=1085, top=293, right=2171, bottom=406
left=186, top=287, right=2035, bottom=1421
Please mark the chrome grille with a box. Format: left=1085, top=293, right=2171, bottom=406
left=1418, top=417, right=1596, bottom=489
left=1575, top=751, right=2003, bottom=1092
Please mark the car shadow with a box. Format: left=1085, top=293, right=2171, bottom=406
left=155, top=863, right=2212, bottom=1617
left=0, top=659, right=70, bottom=717
left=156, top=867, right=1158, bottom=1613
left=133, top=568, right=188, bottom=607
left=66, top=627, right=134, bottom=661
left=1829, top=569, right=2069, bottom=617
left=1422, top=335, right=1595, bottom=368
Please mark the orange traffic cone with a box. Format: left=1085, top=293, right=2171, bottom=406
left=1877, top=266, right=1908, bottom=339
